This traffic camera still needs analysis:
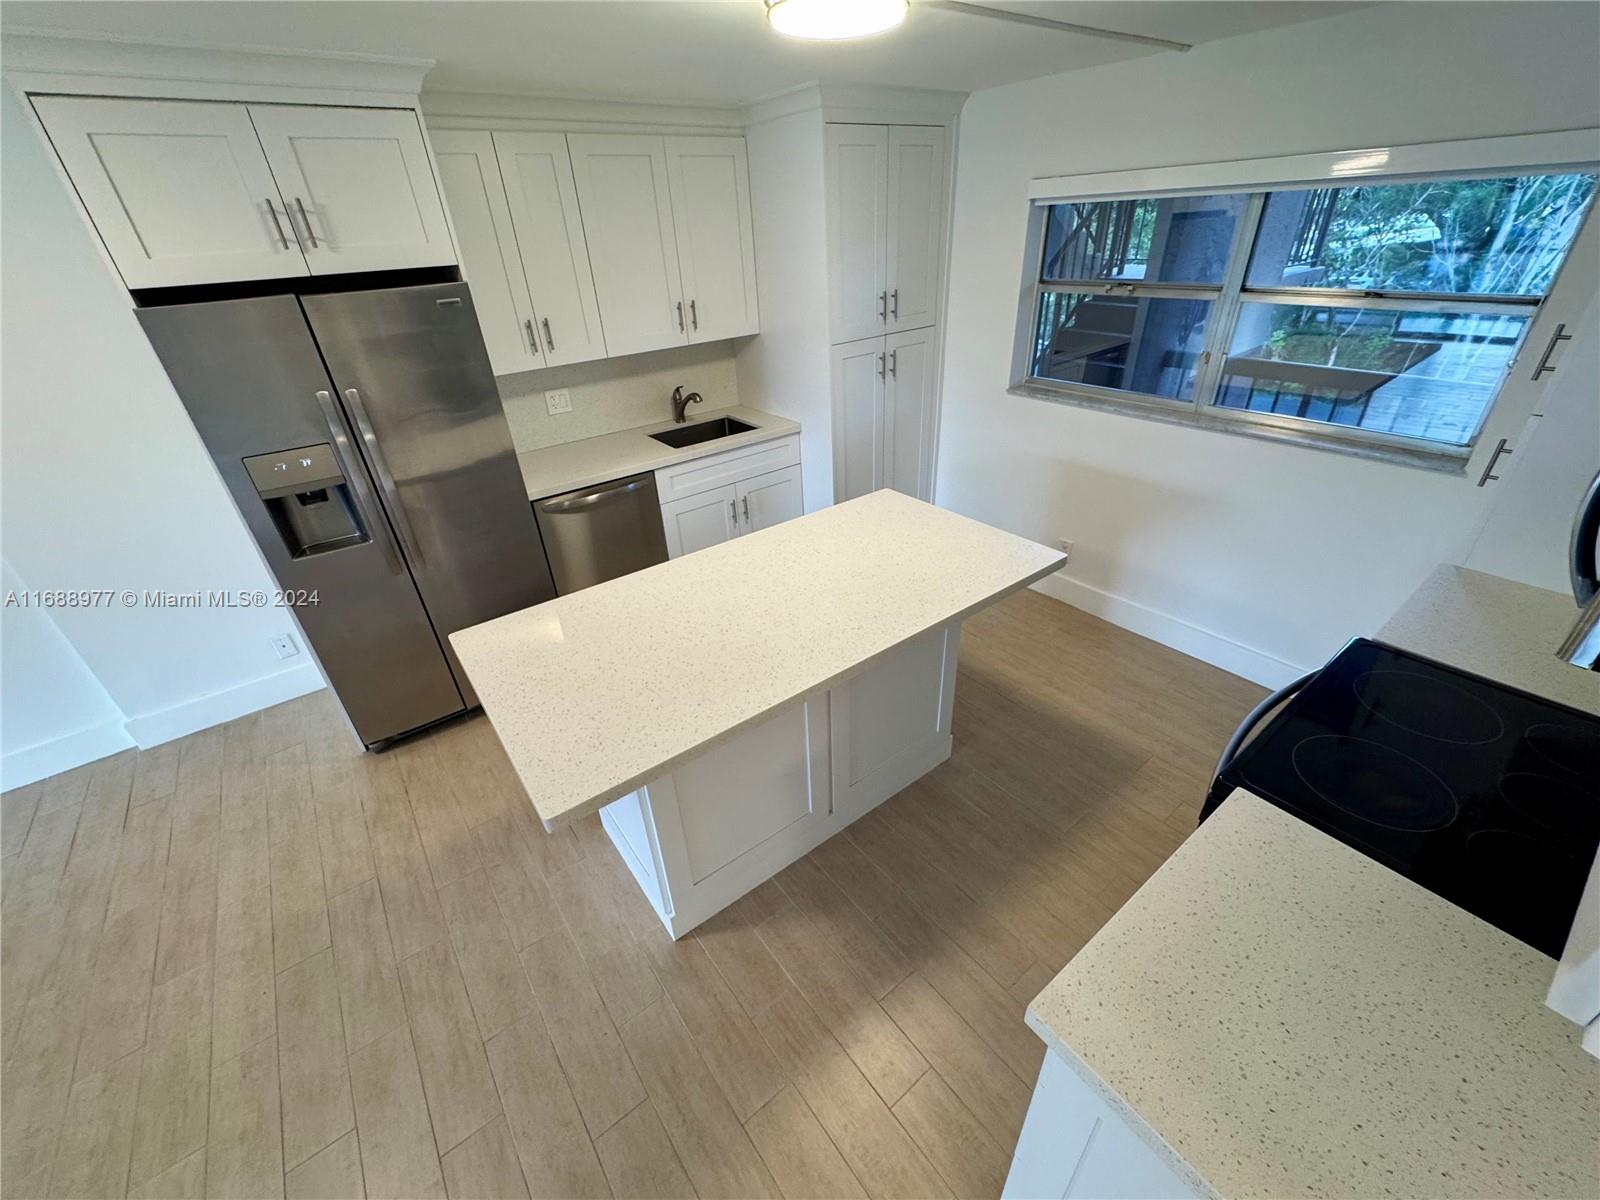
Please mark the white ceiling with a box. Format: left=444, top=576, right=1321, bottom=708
left=1, top=1, right=1364, bottom=108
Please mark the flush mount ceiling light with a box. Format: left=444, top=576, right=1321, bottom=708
left=764, top=0, right=909, bottom=41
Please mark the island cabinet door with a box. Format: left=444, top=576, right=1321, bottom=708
left=661, top=484, right=740, bottom=558
left=636, top=694, right=833, bottom=936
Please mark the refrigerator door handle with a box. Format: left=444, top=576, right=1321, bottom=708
left=313, top=388, right=403, bottom=575
left=341, top=387, right=427, bottom=570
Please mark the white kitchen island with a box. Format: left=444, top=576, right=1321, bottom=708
left=451, top=489, right=1065, bottom=936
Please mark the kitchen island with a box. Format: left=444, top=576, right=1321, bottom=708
left=451, top=490, right=1064, bottom=936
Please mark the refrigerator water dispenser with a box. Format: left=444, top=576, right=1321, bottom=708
left=244, top=443, right=368, bottom=558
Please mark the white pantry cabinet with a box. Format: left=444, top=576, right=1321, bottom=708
left=493, top=132, right=608, bottom=367
left=825, top=123, right=946, bottom=343
left=247, top=104, right=455, bottom=274
left=664, top=136, right=761, bottom=344
left=30, top=96, right=308, bottom=289
left=830, top=329, right=937, bottom=503
left=431, top=130, right=545, bottom=375
left=655, top=435, right=803, bottom=558
left=33, top=95, right=453, bottom=288
left=568, top=134, right=689, bottom=357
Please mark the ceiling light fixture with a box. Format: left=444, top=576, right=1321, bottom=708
left=765, top=0, right=909, bottom=41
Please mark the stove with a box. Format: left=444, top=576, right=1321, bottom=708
left=1204, top=639, right=1600, bottom=957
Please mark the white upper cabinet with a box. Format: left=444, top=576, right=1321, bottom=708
left=664, top=136, right=760, bottom=344
left=247, top=105, right=455, bottom=275
left=31, top=96, right=308, bottom=289
left=567, top=133, right=687, bottom=358
left=825, top=124, right=890, bottom=344
left=492, top=132, right=607, bottom=368
left=886, top=126, right=946, bottom=334
left=33, top=96, right=455, bottom=288
left=431, top=130, right=544, bottom=375
left=825, top=123, right=946, bottom=342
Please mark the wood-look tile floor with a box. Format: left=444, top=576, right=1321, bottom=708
left=0, top=589, right=1264, bottom=1200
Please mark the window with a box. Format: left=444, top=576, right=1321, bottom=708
left=1020, top=169, right=1596, bottom=463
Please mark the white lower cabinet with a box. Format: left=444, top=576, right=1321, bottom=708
left=661, top=484, right=740, bottom=558
left=1005, top=1050, right=1201, bottom=1200
left=655, top=434, right=803, bottom=558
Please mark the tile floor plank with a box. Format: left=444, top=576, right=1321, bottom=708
left=595, top=1102, right=695, bottom=1200
left=327, top=878, right=407, bottom=1055
left=269, top=825, right=331, bottom=974
left=744, top=1085, right=866, bottom=1200
left=206, top=1035, right=284, bottom=1199
left=128, top=962, right=213, bottom=1189
left=437, top=870, right=536, bottom=1040
left=397, top=939, right=502, bottom=1154
left=285, top=1130, right=364, bottom=1200
left=276, top=949, right=355, bottom=1171
left=891, top=1070, right=1011, bottom=1200
left=441, top=1117, right=530, bottom=1200
left=348, top=1026, right=445, bottom=1200
left=47, top=1049, right=143, bottom=1200
left=212, top=883, right=276, bottom=1065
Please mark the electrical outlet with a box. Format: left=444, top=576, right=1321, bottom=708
left=1059, top=538, right=1073, bottom=562
left=271, top=633, right=299, bottom=660
left=544, top=388, right=573, bottom=415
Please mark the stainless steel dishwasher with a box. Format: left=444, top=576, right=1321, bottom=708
left=533, top=472, right=671, bottom=594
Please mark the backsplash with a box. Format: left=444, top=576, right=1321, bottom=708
left=498, top=343, right=741, bottom=452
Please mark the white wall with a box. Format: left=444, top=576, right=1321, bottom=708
left=500, top=341, right=744, bottom=452
left=1, top=84, right=322, bottom=785
left=937, top=1, right=1600, bottom=684
left=736, top=107, right=835, bottom=512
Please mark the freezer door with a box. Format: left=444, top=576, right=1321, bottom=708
left=136, top=295, right=466, bottom=744
left=301, top=283, right=556, bottom=703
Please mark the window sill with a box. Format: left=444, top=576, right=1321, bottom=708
left=1007, top=381, right=1473, bottom=475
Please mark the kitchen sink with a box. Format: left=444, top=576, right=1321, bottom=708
left=650, top=416, right=755, bottom=448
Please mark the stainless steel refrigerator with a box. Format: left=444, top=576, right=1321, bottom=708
left=138, top=282, right=556, bottom=747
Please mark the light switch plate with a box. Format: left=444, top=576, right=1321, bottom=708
left=545, top=389, right=573, bottom=415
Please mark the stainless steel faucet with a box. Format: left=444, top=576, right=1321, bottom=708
left=671, top=385, right=703, bottom=424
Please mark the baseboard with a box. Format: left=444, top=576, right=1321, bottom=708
left=123, top=661, right=326, bottom=750
left=1031, top=571, right=1307, bottom=689
left=1, top=718, right=135, bottom=791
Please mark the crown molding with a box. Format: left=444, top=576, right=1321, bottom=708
left=1, top=28, right=433, bottom=106
left=743, top=81, right=966, bottom=129
left=421, top=88, right=742, bottom=135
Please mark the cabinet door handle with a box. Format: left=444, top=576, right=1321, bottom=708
left=889, top=349, right=898, bottom=377
left=525, top=319, right=537, bottom=352
left=542, top=317, right=555, bottom=352
left=878, top=291, right=887, bottom=322
left=1530, top=323, right=1571, bottom=379
left=890, top=288, right=899, bottom=319
left=729, top=499, right=739, bottom=528
left=266, top=199, right=291, bottom=250
left=690, top=299, right=698, bottom=331
left=877, top=353, right=885, bottom=379
left=294, top=197, right=318, bottom=248
left=1476, top=437, right=1513, bottom=487
left=742, top=495, right=750, bottom=523
left=676, top=301, right=685, bottom=333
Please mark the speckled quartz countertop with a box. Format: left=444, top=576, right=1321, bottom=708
left=1379, top=564, right=1597, bottom=714
left=517, top=405, right=800, bottom=500
left=1027, top=790, right=1600, bottom=1200
left=451, top=490, right=1065, bottom=829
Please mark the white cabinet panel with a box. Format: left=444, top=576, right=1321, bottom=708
left=661, top=484, right=739, bottom=558
left=831, top=338, right=886, bottom=503
left=568, top=133, right=687, bottom=357
left=247, top=104, right=455, bottom=274
left=886, top=126, right=946, bottom=334
left=493, top=132, right=608, bottom=367
left=432, top=130, right=543, bottom=376
left=825, top=124, right=890, bottom=345
left=737, top=465, right=803, bottom=535
left=884, top=327, right=938, bottom=502
left=665, top=137, right=760, bottom=344
left=31, top=95, right=305, bottom=288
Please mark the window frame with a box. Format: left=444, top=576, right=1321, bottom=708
left=1011, top=132, right=1600, bottom=471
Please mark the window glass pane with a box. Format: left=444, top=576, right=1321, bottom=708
left=1215, top=303, right=1530, bottom=445
left=1032, top=291, right=1210, bottom=401
left=1247, top=174, right=1596, bottom=295
left=1041, top=193, right=1247, bottom=285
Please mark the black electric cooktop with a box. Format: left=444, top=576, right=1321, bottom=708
left=1205, top=638, right=1600, bottom=958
